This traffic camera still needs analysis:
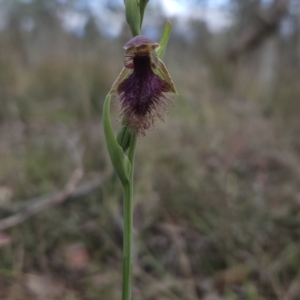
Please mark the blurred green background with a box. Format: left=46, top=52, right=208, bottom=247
left=0, top=0, right=300, bottom=299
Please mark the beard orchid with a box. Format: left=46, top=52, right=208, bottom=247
left=109, top=35, right=177, bottom=135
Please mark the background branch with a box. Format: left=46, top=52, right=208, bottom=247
left=0, top=169, right=109, bottom=231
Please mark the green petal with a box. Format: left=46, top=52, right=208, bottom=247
left=157, top=21, right=172, bottom=60
left=153, top=21, right=177, bottom=95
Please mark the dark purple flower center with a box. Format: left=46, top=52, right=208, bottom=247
left=119, top=55, right=168, bottom=112
left=117, top=53, right=171, bottom=135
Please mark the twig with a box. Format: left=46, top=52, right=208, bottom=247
left=0, top=168, right=110, bottom=231
left=283, top=274, right=300, bottom=300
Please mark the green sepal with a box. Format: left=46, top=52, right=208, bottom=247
left=103, top=95, right=131, bottom=185
left=117, top=125, right=132, bottom=153
left=109, top=67, right=132, bottom=95
left=153, top=21, right=178, bottom=95
left=157, top=21, right=172, bottom=59
left=152, top=58, right=178, bottom=94
left=124, top=0, right=141, bottom=37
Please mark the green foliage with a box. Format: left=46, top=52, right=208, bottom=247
left=103, top=95, right=131, bottom=185
left=124, top=0, right=141, bottom=36
left=157, top=21, right=172, bottom=60
left=139, top=0, right=149, bottom=26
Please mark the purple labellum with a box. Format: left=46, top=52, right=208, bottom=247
left=110, top=35, right=177, bottom=135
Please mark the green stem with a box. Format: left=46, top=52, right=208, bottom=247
left=122, top=132, right=137, bottom=300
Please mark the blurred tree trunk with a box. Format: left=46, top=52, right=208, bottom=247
left=227, top=0, right=289, bottom=60
left=297, top=14, right=300, bottom=70
left=8, top=13, right=29, bottom=67
left=258, top=36, right=278, bottom=96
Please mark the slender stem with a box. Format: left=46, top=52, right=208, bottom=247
left=122, top=132, right=137, bottom=300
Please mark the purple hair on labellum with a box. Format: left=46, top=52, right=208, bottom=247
left=110, top=35, right=177, bottom=135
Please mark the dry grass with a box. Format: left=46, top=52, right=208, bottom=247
left=0, top=30, right=300, bottom=300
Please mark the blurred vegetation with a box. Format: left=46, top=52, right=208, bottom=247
left=1, top=0, right=300, bottom=299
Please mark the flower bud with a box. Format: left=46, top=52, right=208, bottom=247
left=117, top=125, right=132, bottom=152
